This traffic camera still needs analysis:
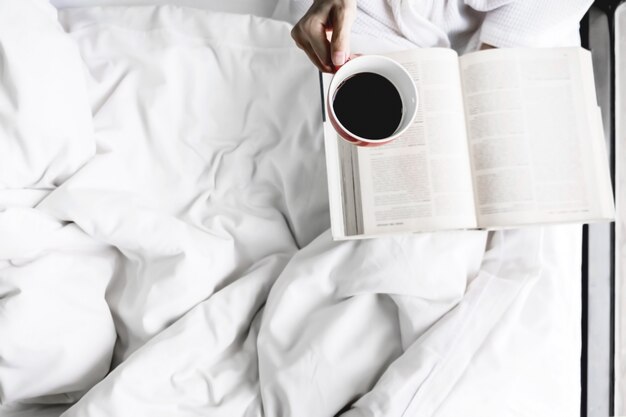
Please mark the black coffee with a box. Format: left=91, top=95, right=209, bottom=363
left=332, top=72, right=403, bottom=140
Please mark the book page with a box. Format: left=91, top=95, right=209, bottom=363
left=322, top=73, right=351, bottom=239
left=338, top=137, right=362, bottom=235
left=322, top=73, right=365, bottom=239
left=355, top=48, right=477, bottom=235
left=460, top=47, right=614, bottom=228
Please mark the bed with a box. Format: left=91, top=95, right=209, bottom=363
left=0, top=1, right=583, bottom=416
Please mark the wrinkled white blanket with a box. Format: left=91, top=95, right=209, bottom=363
left=0, top=2, right=581, bottom=417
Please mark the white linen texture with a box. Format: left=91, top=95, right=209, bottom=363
left=0, top=2, right=581, bottom=417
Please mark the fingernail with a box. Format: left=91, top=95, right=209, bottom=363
left=332, top=51, right=346, bottom=67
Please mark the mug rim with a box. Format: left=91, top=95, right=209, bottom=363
left=327, top=55, right=418, bottom=145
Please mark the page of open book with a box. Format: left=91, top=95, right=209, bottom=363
left=353, top=48, right=477, bottom=235
left=460, top=47, right=615, bottom=228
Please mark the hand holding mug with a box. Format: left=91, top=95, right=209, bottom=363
left=290, top=0, right=356, bottom=72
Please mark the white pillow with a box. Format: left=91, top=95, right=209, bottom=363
left=49, top=0, right=279, bottom=17
left=0, top=0, right=94, bottom=189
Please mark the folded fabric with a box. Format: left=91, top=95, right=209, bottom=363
left=0, top=208, right=116, bottom=405
left=0, top=0, right=94, bottom=190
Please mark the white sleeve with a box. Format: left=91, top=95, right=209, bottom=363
left=466, top=0, right=593, bottom=47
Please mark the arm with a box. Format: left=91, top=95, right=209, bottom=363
left=473, top=0, right=593, bottom=47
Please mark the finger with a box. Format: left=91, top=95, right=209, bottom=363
left=301, top=15, right=332, bottom=71
left=292, top=14, right=333, bottom=71
left=291, top=2, right=336, bottom=72
left=303, top=40, right=333, bottom=73
left=297, top=7, right=332, bottom=69
left=292, top=25, right=328, bottom=71
left=329, top=4, right=355, bottom=67
left=291, top=25, right=306, bottom=49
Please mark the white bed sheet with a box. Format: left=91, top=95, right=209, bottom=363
left=0, top=2, right=582, bottom=416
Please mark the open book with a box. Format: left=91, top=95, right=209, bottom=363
left=322, top=47, right=615, bottom=240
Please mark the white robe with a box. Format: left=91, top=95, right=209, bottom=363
left=283, top=0, right=593, bottom=53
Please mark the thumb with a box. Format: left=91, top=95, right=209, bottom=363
left=330, top=6, right=354, bottom=67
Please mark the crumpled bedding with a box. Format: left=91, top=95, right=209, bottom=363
left=0, top=2, right=581, bottom=416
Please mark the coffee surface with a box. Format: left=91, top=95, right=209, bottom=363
left=332, top=72, right=403, bottom=140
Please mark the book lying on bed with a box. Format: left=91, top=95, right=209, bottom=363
left=321, top=47, right=615, bottom=240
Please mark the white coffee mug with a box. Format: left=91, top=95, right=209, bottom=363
left=327, top=55, right=418, bottom=147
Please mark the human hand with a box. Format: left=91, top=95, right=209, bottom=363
left=291, top=0, right=356, bottom=73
